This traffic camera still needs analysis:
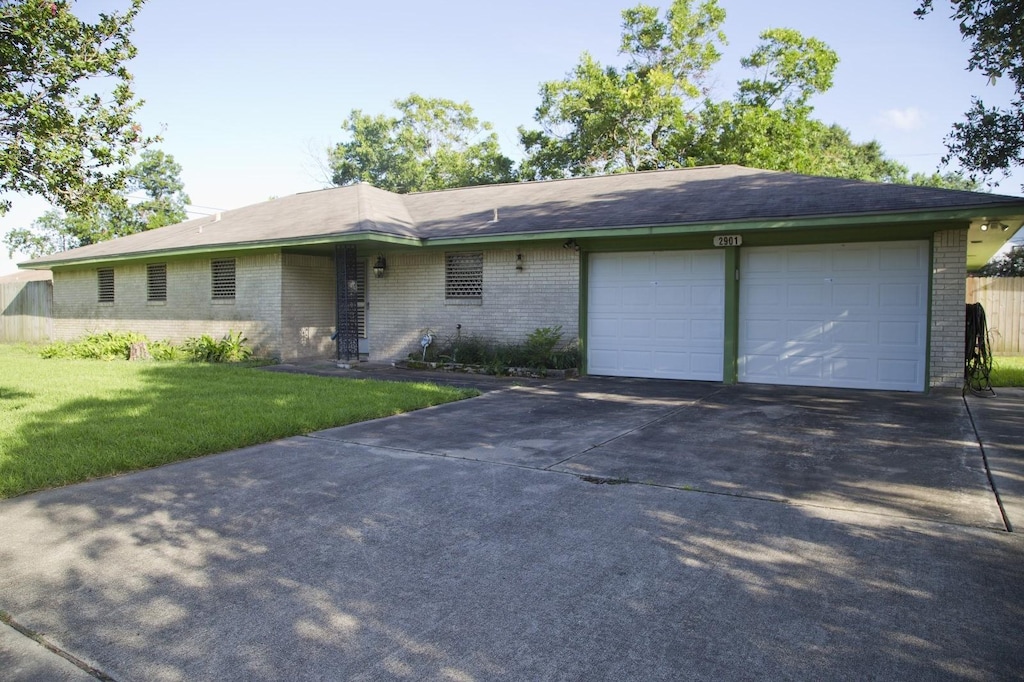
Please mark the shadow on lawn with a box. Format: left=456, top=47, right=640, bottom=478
left=0, top=362, right=465, bottom=498
left=0, top=437, right=1021, bottom=680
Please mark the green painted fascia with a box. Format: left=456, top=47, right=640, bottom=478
left=416, top=207, right=1007, bottom=249
left=722, top=248, right=740, bottom=384
left=578, top=249, right=589, bottom=376
left=26, top=232, right=422, bottom=270
left=924, top=235, right=935, bottom=392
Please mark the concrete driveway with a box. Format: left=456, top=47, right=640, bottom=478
left=1, top=379, right=1022, bottom=681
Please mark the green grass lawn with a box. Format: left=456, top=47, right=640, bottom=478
left=990, top=355, right=1024, bottom=387
left=0, top=344, right=476, bottom=499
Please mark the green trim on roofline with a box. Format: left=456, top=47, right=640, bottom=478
left=22, top=202, right=1017, bottom=270
left=21, top=232, right=423, bottom=269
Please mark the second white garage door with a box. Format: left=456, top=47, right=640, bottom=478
left=739, top=241, right=929, bottom=391
left=588, top=251, right=725, bottom=380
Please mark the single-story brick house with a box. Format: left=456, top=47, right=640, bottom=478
left=19, top=165, right=1024, bottom=392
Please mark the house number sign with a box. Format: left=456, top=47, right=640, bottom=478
left=713, top=235, right=742, bottom=247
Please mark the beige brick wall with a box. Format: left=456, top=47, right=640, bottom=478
left=368, top=246, right=580, bottom=362
left=52, top=253, right=284, bottom=357
left=280, top=253, right=336, bottom=360
left=930, top=229, right=967, bottom=388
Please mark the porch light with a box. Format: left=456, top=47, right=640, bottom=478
left=372, top=254, right=387, bottom=278
left=516, top=253, right=523, bottom=271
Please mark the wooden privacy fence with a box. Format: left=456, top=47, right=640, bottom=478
left=0, top=280, right=53, bottom=343
left=966, top=277, right=1024, bottom=355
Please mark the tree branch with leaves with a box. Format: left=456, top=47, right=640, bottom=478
left=0, top=0, right=153, bottom=215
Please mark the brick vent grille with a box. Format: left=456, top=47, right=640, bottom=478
left=445, top=252, right=483, bottom=299
left=147, top=263, right=167, bottom=302
left=211, top=258, right=236, bottom=300
left=97, top=268, right=114, bottom=303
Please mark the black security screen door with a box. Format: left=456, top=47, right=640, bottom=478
left=334, top=245, right=360, bottom=361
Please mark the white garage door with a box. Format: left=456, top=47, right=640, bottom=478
left=739, top=241, right=929, bottom=391
left=588, top=251, right=724, bottom=380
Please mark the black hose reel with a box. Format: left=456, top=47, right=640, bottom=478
left=964, top=302, right=995, bottom=396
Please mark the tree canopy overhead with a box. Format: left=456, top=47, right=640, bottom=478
left=916, top=0, right=1024, bottom=189
left=518, top=0, right=726, bottom=180
left=3, top=148, right=190, bottom=258
left=0, top=0, right=154, bottom=215
left=327, top=94, right=515, bottom=194
left=515, top=0, right=978, bottom=190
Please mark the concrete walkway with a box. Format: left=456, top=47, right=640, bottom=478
left=1, top=378, right=1022, bottom=681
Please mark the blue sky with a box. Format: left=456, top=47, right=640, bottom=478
left=3, top=0, right=1021, bottom=274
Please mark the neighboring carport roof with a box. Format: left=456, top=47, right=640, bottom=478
left=20, top=165, right=1024, bottom=268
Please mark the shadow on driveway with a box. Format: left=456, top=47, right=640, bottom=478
left=0, top=377, right=1021, bottom=680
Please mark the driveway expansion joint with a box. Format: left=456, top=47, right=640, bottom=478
left=963, top=396, right=1013, bottom=532
left=542, top=386, right=728, bottom=471
left=1, top=610, right=115, bottom=681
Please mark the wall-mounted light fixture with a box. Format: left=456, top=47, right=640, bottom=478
left=563, top=238, right=580, bottom=252
left=515, top=252, right=523, bottom=271
left=980, top=222, right=989, bottom=231
left=372, top=254, right=387, bottom=278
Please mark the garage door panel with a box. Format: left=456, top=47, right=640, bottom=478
left=619, top=253, right=653, bottom=278
left=830, top=320, right=872, bottom=344
left=878, top=320, right=924, bottom=346
left=878, top=359, right=922, bottom=385
left=654, top=285, right=692, bottom=308
left=832, top=283, right=872, bottom=307
left=881, top=246, right=926, bottom=270
left=787, top=250, right=828, bottom=272
left=687, top=352, right=724, bottom=379
left=654, top=317, right=689, bottom=340
left=832, top=357, right=871, bottom=380
left=740, top=242, right=927, bottom=391
left=588, top=251, right=724, bottom=380
left=622, top=285, right=654, bottom=308
left=879, top=282, right=925, bottom=308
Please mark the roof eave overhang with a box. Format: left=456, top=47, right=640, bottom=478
left=422, top=205, right=1017, bottom=246
left=19, top=232, right=423, bottom=269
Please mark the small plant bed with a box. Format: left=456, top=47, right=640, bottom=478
left=410, top=325, right=580, bottom=378
left=0, top=344, right=475, bottom=499
left=398, top=359, right=578, bottom=379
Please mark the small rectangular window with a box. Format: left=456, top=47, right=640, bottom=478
left=147, top=263, right=167, bottom=302
left=97, top=268, right=114, bottom=303
left=445, top=252, right=483, bottom=300
left=211, top=258, right=236, bottom=300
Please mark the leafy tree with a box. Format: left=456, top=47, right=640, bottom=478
left=736, top=28, right=838, bottom=108
left=910, top=170, right=982, bottom=191
left=518, top=0, right=726, bottom=179
left=679, top=29, right=915, bottom=183
left=327, top=94, right=515, bottom=193
left=976, top=244, right=1024, bottom=276
left=916, top=0, right=1024, bottom=188
left=4, top=149, right=189, bottom=258
left=0, top=0, right=153, bottom=215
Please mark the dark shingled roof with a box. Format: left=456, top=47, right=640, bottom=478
left=23, top=165, right=1024, bottom=266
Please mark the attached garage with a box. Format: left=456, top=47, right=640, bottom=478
left=738, top=241, right=929, bottom=392
left=588, top=250, right=725, bottom=380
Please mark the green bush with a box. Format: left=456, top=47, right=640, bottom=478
left=40, top=331, right=149, bottom=360
left=40, top=331, right=252, bottom=363
left=182, top=330, right=253, bottom=363
left=523, top=325, right=563, bottom=369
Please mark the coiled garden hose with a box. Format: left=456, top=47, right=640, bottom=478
left=964, top=302, right=995, bottom=396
